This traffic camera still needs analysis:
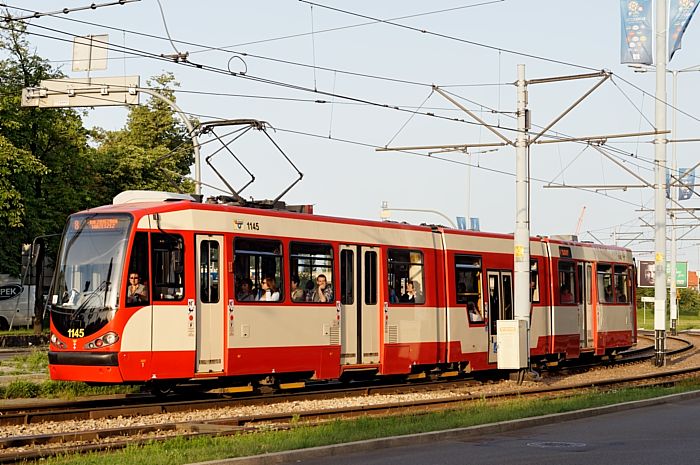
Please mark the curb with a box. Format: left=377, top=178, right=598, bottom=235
left=191, top=389, right=700, bottom=465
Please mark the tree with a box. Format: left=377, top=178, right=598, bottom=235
left=0, top=19, right=94, bottom=333
left=0, top=19, right=93, bottom=277
left=91, top=72, right=195, bottom=204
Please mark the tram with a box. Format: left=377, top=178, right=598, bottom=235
left=48, top=190, right=637, bottom=389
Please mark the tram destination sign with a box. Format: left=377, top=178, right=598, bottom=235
left=637, top=260, right=688, bottom=288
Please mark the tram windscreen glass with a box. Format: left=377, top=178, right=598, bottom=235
left=51, top=213, right=132, bottom=338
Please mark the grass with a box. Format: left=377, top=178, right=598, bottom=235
left=3, top=349, right=49, bottom=374
left=0, top=380, right=141, bottom=399
left=34, top=378, right=700, bottom=465
left=0, top=327, right=48, bottom=336
left=636, top=308, right=700, bottom=331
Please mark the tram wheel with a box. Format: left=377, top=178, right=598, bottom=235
left=149, top=382, right=176, bottom=397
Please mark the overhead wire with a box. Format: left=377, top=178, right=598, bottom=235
left=4, top=8, right=679, bottom=219
left=3, top=2, right=508, bottom=90
left=298, top=0, right=601, bottom=72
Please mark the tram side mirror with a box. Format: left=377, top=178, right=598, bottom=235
left=83, top=281, right=91, bottom=292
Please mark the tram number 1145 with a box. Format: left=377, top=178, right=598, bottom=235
left=67, top=328, right=85, bottom=338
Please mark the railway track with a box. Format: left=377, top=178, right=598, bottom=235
left=1, top=334, right=697, bottom=463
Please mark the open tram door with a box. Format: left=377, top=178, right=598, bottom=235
left=338, top=245, right=380, bottom=367
left=195, top=235, right=225, bottom=374
left=486, top=271, right=513, bottom=364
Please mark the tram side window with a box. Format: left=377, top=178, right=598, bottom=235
left=455, top=255, right=483, bottom=323
left=151, top=233, right=185, bottom=301
left=126, top=232, right=150, bottom=307
left=290, top=242, right=333, bottom=303
left=614, top=265, right=630, bottom=303
left=234, top=238, right=283, bottom=302
left=558, top=261, right=576, bottom=305
left=597, top=264, right=613, bottom=303
left=388, top=249, right=425, bottom=305
left=365, top=251, right=377, bottom=305
left=340, top=249, right=354, bottom=305
left=530, top=260, right=540, bottom=303
left=199, top=240, right=219, bottom=304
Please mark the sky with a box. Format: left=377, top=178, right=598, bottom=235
left=8, top=0, right=700, bottom=269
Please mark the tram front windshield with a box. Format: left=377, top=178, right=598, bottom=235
left=51, top=214, right=132, bottom=338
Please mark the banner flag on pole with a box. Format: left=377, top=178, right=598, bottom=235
left=620, top=0, right=653, bottom=65
left=669, top=0, right=700, bottom=62
left=666, top=168, right=696, bottom=200
left=678, top=168, right=696, bottom=201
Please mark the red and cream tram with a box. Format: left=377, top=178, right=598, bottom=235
left=48, top=191, right=637, bottom=389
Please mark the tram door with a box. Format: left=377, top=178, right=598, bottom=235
left=195, top=235, right=224, bottom=373
left=338, top=245, right=380, bottom=365
left=581, top=263, right=594, bottom=348
left=487, top=271, right=513, bottom=364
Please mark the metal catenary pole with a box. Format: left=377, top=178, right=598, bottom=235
left=654, top=0, right=668, bottom=366
left=514, top=64, right=531, bottom=342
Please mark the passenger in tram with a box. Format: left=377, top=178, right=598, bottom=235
left=617, top=285, right=628, bottom=303
left=290, top=276, right=305, bottom=302
left=311, top=274, right=333, bottom=302
left=258, top=277, right=280, bottom=302
left=560, top=285, right=574, bottom=304
left=388, top=285, right=399, bottom=303
left=467, top=301, right=483, bottom=322
left=126, top=273, right=149, bottom=304
left=400, top=281, right=417, bottom=303
left=304, top=280, right=315, bottom=301
left=604, top=285, right=613, bottom=302
left=236, top=278, right=255, bottom=301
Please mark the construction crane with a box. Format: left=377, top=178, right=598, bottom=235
left=575, top=206, right=587, bottom=236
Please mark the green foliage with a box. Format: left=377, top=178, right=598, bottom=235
left=0, top=379, right=140, bottom=399
left=90, top=72, right=196, bottom=205
left=6, top=349, right=48, bottom=373
left=3, top=379, right=39, bottom=398
left=0, top=19, right=92, bottom=276
left=0, top=22, right=195, bottom=281
left=637, top=286, right=700, bottom=317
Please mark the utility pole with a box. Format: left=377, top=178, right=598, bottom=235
left=670, top=69, right=678, bottom=335
left=514, top=64, right=531, bottom=333
left=653, top=0, right=668, bottom=366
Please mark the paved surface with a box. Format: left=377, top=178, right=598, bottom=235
left=194, top=390, right=700, bottom=465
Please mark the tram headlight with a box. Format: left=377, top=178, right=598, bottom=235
left=50, top=332, right=66, bottom=349
left=84, top=331, right=120, bottom=350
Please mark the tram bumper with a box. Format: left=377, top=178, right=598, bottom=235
left=48, top=351, right=124, bottom=383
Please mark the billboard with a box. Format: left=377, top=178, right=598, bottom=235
left=638, top=260, right=688, bottom=288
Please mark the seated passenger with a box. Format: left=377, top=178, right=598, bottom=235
left=400, top=281, right=417, bottom=303
left=617, top=287, right=627, bottom=303
left=304, top=280, right=315, bottom=301
left=258, top=277, right=280, bottom=302
left=388, top=285, right=399, bottom=303
left=311, top=274, right=333, bottom=302
left=604, top=285, right=613, bottom=302
left=236, top=278, right=255, bottom=301
left=560, top=285, right=574, bottom=304
left=290, top=276, right=305, bottom=302
left=467, top=301, right=483, bottom=322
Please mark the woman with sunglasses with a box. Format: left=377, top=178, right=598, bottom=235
left=127, top=273, right=149, bottom=304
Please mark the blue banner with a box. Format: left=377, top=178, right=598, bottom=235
left=666, top=168, right=696, bottom=200
left=669, top=0, right=699, bottom=61
left=620, top=0, right=653, bottom=64
left=678, top=168, right=696, bottom=201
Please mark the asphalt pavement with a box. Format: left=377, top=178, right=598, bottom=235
left=194, top=389, right=700, bottom=465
